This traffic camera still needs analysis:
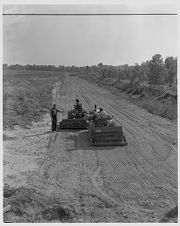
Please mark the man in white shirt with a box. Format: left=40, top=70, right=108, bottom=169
left=97, top=108, right=108, bottom=120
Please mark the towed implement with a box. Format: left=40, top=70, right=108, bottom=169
left=59, top=108, right=88, bottom=130
left=88, top=117, right=127, bottom=146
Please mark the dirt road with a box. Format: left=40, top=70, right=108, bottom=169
left=3, top=75, right=177, bottom=222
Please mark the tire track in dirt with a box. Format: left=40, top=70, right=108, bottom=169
left=39, top=75, right=177, bottom=222
left=70, top=78, right=156, bottom=212
left=3, top=74, right=177, bottom=222
left=73, top=79, right=174, bottom=171
left=65, top=76, right=177, bottom=220
left=53, top=76, right=121, bottom=210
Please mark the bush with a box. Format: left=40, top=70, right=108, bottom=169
left=141, top=98, right=177, bottom=120
left=3, top=70, right=63, bottom=129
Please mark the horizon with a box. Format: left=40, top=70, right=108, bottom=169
left=3, top=52, right=177, bottom=68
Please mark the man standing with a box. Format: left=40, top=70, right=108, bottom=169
left=50, top=103, right=60, bottom=132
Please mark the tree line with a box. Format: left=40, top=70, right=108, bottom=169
left=98, top=54, right=177, bottom=88
left=3, top=53, right=177, bottom=87
left=3, top=63, right=97, bottom=73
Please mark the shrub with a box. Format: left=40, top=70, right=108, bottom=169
left=141, top=98, right=177, bottom=120
left=3, top=70, right=63, bottom=129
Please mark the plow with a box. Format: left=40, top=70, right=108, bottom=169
left=59, top=103, right=127, bottom=146
left=88, top=118, right=127, bottom=146
left=59, top=108, right=88, bottom=130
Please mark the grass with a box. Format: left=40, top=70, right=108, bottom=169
left=81, top=73, right=177, bottom=121
left=160, top=205, right=178, bottom=223
left=140, top=98, right=177, bottom=120
left=3, top=69, right=64, bottom=129
left=124, top=83, right=177, bottom=121
left=3, top=185, right=73, bottom=223
left=123, top=86, right=177, bottom=121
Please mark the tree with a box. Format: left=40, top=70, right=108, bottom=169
left=147, top=54, right=164, bottom=86
left=3, top=64, right=8, bottom=70
left=98, top=63, right=103, bottom=67
left=164, top=57, right=177, bottom=86
left=130, top=64, right=141, bottom=84
left=85, top=65, right=89, bottom=73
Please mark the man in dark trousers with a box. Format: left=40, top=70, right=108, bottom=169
left=50, top=103, right=60, bottom=132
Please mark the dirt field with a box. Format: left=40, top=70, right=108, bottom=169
left=3, top=74, right=177, bottom=222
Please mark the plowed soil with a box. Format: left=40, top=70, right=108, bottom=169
left=3, top=74, right=177, bottom=223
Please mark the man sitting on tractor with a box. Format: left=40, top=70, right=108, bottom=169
left=93, top=108, right=109, bottom=127
left=97, top=108, right=108, bottom=120
left=74, top=99, right=82, bottom=110
left=74, top=99, right=83, bottom=118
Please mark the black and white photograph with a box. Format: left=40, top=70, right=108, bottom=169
left=2, top=2, right=178, bottom=223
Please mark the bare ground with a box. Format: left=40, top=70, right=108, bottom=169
left=3, top=75, right=177, bottom=223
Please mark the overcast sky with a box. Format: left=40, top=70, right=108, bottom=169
left=3, top=5, right=177, bottom=66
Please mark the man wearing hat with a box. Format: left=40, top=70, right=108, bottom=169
left=50, top=103, right=60, bottom=132
left=74, top=99, right=82, bottom=111
left=97, top=108, right=108, bottom=120
left=73, top=99, right=83, bottom=118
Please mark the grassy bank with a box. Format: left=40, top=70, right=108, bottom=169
left=3, top=69, right=64, bottom=129
left=80, top=73, right=177, bottom=121
left=119, top=82, right=177, bottom=121
left=3, top=185, right=73, bottom=223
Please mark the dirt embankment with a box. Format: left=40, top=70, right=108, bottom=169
left=3, top=75, right=177, bottom=223
left=80, top=73, right=177, bottom=121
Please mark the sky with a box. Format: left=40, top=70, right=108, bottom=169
left=3, top=4, right=177, bottom=66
